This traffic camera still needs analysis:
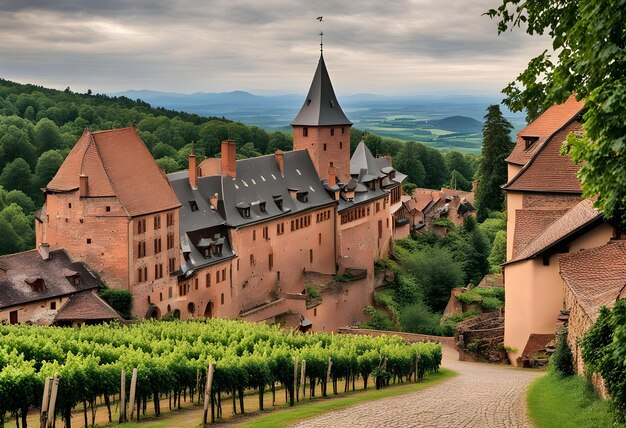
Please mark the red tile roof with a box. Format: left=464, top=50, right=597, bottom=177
left=513, top=209, right=569, bottom=256
left=47, top=127, right=181, bottom=216
left=560, top=242, right=626, bottom=322
left=54, top=290, right=122, bottom=321
left=503, top=118, right=583, bottom=193
left=506, top=95, right=584, bottom=166
left=507, top=199, right=603, bottom=264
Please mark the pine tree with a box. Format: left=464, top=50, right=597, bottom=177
left=475, top=105, right=513, bottom=221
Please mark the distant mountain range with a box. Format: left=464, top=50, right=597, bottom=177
left=110, top=89, right=526, bottom=153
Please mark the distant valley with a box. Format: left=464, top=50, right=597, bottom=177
left=111, top=90, right=527, bottom=154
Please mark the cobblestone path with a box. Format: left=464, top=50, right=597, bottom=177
left=294, top=344, right=540, bottom=428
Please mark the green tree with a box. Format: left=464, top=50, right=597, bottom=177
left=34, top=150, right=64, bottom=189
left=3, top=190, right=34, bottom=213
left=444, top=151, right=474, bottom=183
left=267, top=131, right=292, bottom=153
left=488, top=230, right=507, bottom=273
left=34, top=118, right=63, bottom=155
left=0, top=158, right=33, bottom=196
left=487, top=0, right=626, bottom=225
left=474, top=105, right=513, bottom=221
left=0, top=216, right=22, bottom=254
left=156, top=157, right=180, bottom=173
left=448, top=170, right=472, bottom=192
left=394, top=141, right=426, bottom=187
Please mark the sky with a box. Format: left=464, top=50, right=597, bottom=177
left=0, top=0, right=551, bottom=97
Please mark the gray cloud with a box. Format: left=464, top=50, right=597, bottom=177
left=0, top=0, right=551, bottom=95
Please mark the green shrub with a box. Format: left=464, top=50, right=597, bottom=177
left=481, top=296, right=502, bottom=312
left=99, top=288, right=132, bottom=319
left=399, top=302, right=442, bottom=335
left=456, top=290, right=481, bottom=304
left=361, top=306, right=397, bottom=331
left=305, top=285, right=321, bottom=299
left=551, top=328, right=574, bottom=376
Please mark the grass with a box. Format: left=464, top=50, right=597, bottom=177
left=527, top=371, right=625, bottom=428
left=237, top=369, right=455, bottom=428
left=116, top=369, right=455, bottom=428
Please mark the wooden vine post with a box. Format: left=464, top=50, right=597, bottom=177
left=299, top=360, right=306, bottom=401
left=119, top=368, right=126, bottom=423
left=323, top=357, right=332, bottom=397
left=293, top=356, right=299, bottom=403
left=202, top=363, right=215, bottom=427
left=129, top=368, right=138, bottom=421
left=40, top=377, right=52, bottom=428
left=46, top=373, right=59, bottom=428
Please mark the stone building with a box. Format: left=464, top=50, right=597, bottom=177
left=32, top=52, right=407, bottom=331
left=502, top=95, right=626, bottom=366
left=0, top=248, right=119, bottom=325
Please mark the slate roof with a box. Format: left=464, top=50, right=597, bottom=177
left=0, top=249, right=100, bottom=309
left=47, top=127, right=181, bottom=217
left=291, top=54, right=352, bottom=127
left=560, top=242, right=626, bottom=322
left=506, top=95, right=584, bottom=166
left=506, top=199, right=603, bottom=264
left=54, top=290, right=122, bottom=322
left=168, top=150, right=336, bottom=275
left=512, top=209, right=569, bottom=257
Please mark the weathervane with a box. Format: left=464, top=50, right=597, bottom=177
left=317, top=16, right=324, bottom=52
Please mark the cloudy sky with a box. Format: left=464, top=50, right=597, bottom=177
left=0, top=0, right=550, bottom=96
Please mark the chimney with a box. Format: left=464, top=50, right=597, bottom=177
left=209, top=193, right=219, bottom=210
left=275, top=150, right=285, bottom=176
left=189, top=146, right=197, bottom=188
left=221, top=140, right=237, bottom=178
left=472, top=179, right=479, bottom=192
left=328, top=163, right=336, bottom=187
left=38, top=243, right=50, bottom=261
left=79, top=174, right=88, bottom=197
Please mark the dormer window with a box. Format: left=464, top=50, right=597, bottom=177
left=259, top=202, right=267, bottom=213
left=236, top=202, right=251, bottom=218
left=523, top=136, right=539, bottom=150
left=273, top=195, right=283, bottom=211
left=296, top=191, right=309, bottom=203
left=189, top=201, right=199, bottom=212
left=25, top=277, right=46, bottom=292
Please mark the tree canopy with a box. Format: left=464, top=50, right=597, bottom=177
left=474, top=105, right=514, bottom=221
left=487, top=0, right=626, bottom=225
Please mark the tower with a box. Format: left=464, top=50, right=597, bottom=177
left=291, top=52, right=352, bottom=182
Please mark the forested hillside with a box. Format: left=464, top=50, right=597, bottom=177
left=0, top=79, right=478, bottom=255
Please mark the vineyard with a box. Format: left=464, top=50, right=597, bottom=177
left=0, top=319, right=442, bottom=428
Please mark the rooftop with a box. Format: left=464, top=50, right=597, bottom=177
left=505, top=95, right=584, bottom=166
left=560, top=242, right=626, bottom=322
left=512, top=209, right=569, bottom=257
left=46, top=127, right=181, bottom=217
left=0, top=249, right=101, bottom=309
left=291, top=54, right=352, bottom=127
left=54, top=290, right=122, bottom=322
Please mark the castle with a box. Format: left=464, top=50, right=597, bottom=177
left=28, top=52, right=407, bottom=330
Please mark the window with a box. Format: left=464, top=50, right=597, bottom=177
left=523, top=136, right=539, bottom=150
left=168, top=287, right=172, bottom=298
left=154, top=215, right=161, bottom=230
left=376, top=202, right=380, bottom=213
left=269, top=254, right=273, bottom=271
left=168, top=257, right=176, bottom=273
left=106, top=206, right=110, bottom=212
left=252, top=230, right=256, bottom=241
left=206, top=272, right=211, bottom=287
left=263, top=226, right=269, bottom=240
left=167, top=233, right=175, bottom=249
left=216, top=270, right=221, bottom=283
left=303, top=127, right=308, bottom=137
left=260, top=202, right=267, bottom=213
left=222, top=268, right=226, bottom=281
left=237, top=259, right=240, bottom=271
left=137, top=219, right=146, bottom=234
left=68, top=203, right=72, bottom=208
left=250, top=254, right=255, bottom=266
left=341, top=127, right=345, bottom=135
left=297, top=192, right=309, bottom=203
left=87, top=238, right=92, bottom=244
left=310, top=249, right=313, bottom=263
left=330, top=128, right=335, bottom=136
left=339, top=141, right=343, bottom=150
left=319, top=233, right=322, bottom=245
left=386, top=218, right=389, bottom=228
left=50, top=301, right=56, bottom=310
left=189, top=201, right=199, bottom=212
left=155, top=264, right=163, bottom=280
left=221, top=293, right=225, bottom=305
left=138, top=268, right=144, bottom=283
left=154, top=238, right=162, bottom=254
left=378, top=220, right=383, bottom=240
left=313, top=308, right=317, bottom=317
left=138, top=241, right=146, bottom=258
left=195, top=278, right=198, bottom=290
left=167, top=213, right=175, bottom=227
left=159, top=292, right=163, bottom=302
left=277, top=222, right=284, bottom=235
left=9, top=310, right=18, bottom=324
left=323, top=143, right=327, bottom=151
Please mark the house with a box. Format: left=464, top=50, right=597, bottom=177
left=0, top=248, right=119, bottom=325
left=502, top=95, right=626, bottom=366
left=33, top=51, right=408, bottom=331
left=403, top=187, right=476, bottom=234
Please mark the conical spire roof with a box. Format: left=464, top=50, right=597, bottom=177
left=291, top=54, right=352, bottom=127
